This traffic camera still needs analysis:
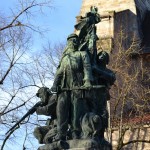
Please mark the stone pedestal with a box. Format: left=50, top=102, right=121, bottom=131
left=38, top=139, right=112, bottom=150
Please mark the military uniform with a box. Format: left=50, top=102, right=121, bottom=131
left=33, top=87, right=57, bottom=144
left=52, top=35, right=93, bottom=139
left=92, top=51, right=116, bottom=138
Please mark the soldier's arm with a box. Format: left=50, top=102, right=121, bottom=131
left=95, top=13, right=101, bottom=23
left=36, top=105, right=50, bottom=116
left=81, top=51, right=93, bottom=86
left=93, top=65, right=116, bottom=85
left=51, top=63, right=64, bottom=92
left=36, top=95, right=56, bottom=116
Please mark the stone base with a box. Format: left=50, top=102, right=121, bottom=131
left=69, top=139, right=99, bottom=149
left=38, top=139, right=112, bottom=150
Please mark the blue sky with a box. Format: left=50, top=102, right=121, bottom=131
left=0, top=0, right=82, bottom=46
left=37, top=0, right=82, bottom=43
left=0, top=1, right=82, bottom=149
left=48, top=0, right=82, bottom=41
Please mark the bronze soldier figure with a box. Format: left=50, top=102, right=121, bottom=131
left=75, top=6, right=101, bottom=64
left=92, top=51, right=116, bottom=138
left=33, top=87, right=57, bottom=144
left=51, top=33, right=93, bottom=140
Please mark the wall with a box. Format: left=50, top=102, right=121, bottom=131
left=79, top=1, right=150, bottom=150
left=110, top=126, right=150, bottom=150
left=78, top=0, right=140, bottom=52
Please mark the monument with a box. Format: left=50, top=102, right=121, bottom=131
left=34, top=6, right=116, bottom=150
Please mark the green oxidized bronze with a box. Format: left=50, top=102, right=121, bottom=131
left=51, top=33, right=93, bottom=141
left=33, top=87, right=57, bottom=144
left=75, top=6, right=101, bottom=64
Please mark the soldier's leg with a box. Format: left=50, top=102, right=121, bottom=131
left=56, top=91, right=70, bottom=140
left=85, top=89, right=98, bottom=113
left=33, top=126, right=50, bottom=144
left=93, top=88, right=107, bottom=138
left=71, top=91, right=85, bottom=139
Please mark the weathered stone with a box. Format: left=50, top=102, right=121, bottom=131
left=38, top=139, right=112, bottom=150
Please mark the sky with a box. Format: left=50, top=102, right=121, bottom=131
left=34, top=0, right=82, bottom=44
left=47, top=0, right=82, bottom=41
left=0, top=1, right=82, bottom=149
left=0, top=0, right=82, bottom=47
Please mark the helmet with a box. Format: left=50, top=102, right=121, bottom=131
left=36, top=87, right=51, bottom=97
left=97, top=51, right=109, bottom=64
left=67, top=33, right=78, bottom=41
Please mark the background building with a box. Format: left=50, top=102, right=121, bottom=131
left=76, top=0, right=150, bottom=149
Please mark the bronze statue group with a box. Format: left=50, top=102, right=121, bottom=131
left=34, top=6, right=116, bottom=150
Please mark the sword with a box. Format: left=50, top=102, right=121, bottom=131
left=61, top=85, right=106, bottom=91
left=61, top=85, right=105, bottom=91
left=51, top=85, right=105, bottom=94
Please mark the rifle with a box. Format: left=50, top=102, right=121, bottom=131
left=5, top=101, right=46, bottom=135
left=92, top=65, right=116, bottom=84
left=61, top=85, right=106, bottom=92
left=51, top=85, right=106, bottom=94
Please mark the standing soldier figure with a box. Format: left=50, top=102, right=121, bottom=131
left=51, top=33, right=93, bottom=141
left=75, top=6, right=101, bottom=64
left=92, top=51, right=116, bottom=139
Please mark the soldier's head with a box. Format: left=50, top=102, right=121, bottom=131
left=36, top=87, right=52, bottom=104
left=90, top=6, right=98, bottom=14
left=97, top=51, right=109, bottom=65
left=67, top=33, right=79, bottom=50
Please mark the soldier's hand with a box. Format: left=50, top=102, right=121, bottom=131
left=36, top=106, right=45, bottom=114
left=83, top=80, right=92, bottom=89
left=51, top=85, right=58, bottom=93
